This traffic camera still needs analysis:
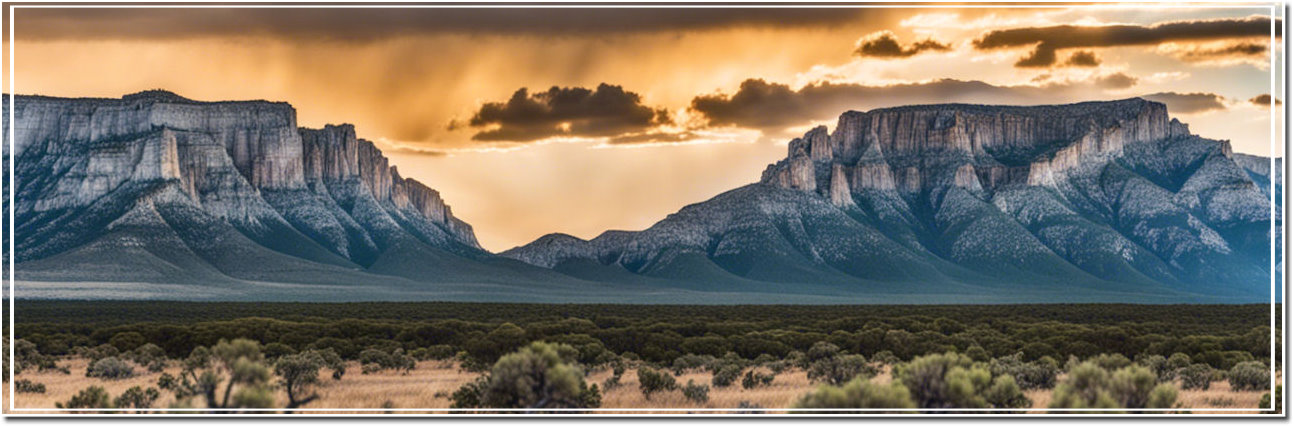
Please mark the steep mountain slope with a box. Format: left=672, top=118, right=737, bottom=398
left=505, top=98, right=1277, bottom=301
left=2, top=91, right=579, bottom=298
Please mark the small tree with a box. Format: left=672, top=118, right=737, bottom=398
left=682, top=380, right=710, bottom=404
left=793, top=377, right=915, bottom=412
left=157, top=338, right=274, bottom=412
left=113, top=386, right=160, bottom=413
left=637, top=366, right=678, bottom=400
left=275, top=350, right=340, bottom=408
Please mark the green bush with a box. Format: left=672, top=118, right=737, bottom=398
left=156, top=338, right=274, bottom=412
left=990, top=353, right=1058, bottom=390
left=673, top=354, right=715, bottom=375
left=15, top=379, right=46, bottom=393
left=793, top=377, right=915, bottom=412
left=638, top=366, right=678, bottom=400
left=682, top=380, right=710, bottom=404
left=358, top=347, right=416, bottom=374
left=130, top=343, right=168, bottom=373
left=742, top=370, right=775, bottom=389
left=807, top=352, right=875, bottom=386
left=893, top=352, right=1029, bottom=409
left=56, top=386, right=113, bottom=410
left=1259, top=385, right=1281, bottom=412
left=1227, top=361, right=1269, bottom=391
left=86, top=356, right=135, bottom=380
left=712, top=364, right=742, bottom=388
left=1177, top=363, right=1213, bottom=390
left=1050, top=362, right=1177, bottom=410
left=450, top=342, right=601, bottom=409
left=113, top=386, right=160, bottom=413
left=262, top=342, right=297, bottom=361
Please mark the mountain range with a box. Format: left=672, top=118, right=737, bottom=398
left=3, top=92, right=1280, bottom=302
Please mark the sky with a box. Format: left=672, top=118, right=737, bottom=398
left=3, top=5, right=1285, bottom=252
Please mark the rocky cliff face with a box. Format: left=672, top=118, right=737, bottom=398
left=5, top=90, right=481, bottom=286
left=510, top=98, right=1276, bottom=301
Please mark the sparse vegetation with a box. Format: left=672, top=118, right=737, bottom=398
left=682, top=380, right=710, bottom=404
left=637, top=366, right=678, bottom=400
left=1228, top=361, right=1270, bottom=391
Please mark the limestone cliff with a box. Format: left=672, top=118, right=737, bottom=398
left=5, top=90, right=479, bottom=270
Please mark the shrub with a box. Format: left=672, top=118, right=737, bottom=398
left=74, top=344, right=120, bottom=364
left=893, top=352, right=1029, bottom=409
left=793, top=377, right=915, bottom=412
left=113, top=386, right=160, bottom=413
left=712, top=364, right=742, bottom=388
left=15, top=379, right=45, bottom=393
left=682, top=380, right=710, bottom=404
left=1259, top=385, right=1281, bottom=412
left=86, top=356, right=135, bottom=380
left=1050, top=362, right=1177, bottom=410
left=450, top=342, right=601, bottom=409
left=411, top=345, right=457, bottom=361
left=131, top=343, right=168, bottom=373
left=15, top=339, right=64, bottom=374
left=742, top=370, right=775, bottom=389
left=807, top=353, right=876, bottom=386
left=673, top=354, right=715, bottom=375
left=602, top=363, right=626, bottom=390
left=990, top=353, right=1059, bottom=390
left=358, top=347, right=416, bottom=374
left=638, top=366, right=678, bottom=400
left=1089, top=353, right=1133, bottom=371
left=1227, top=361, right=1269, bottom=391
left=262, top=343, right=297, bottom=361
left=108, top=332, right=147, bottom=352
left=56, top=386, right=113, bottom=410
left=1177, top=363, right=1213, bottom=390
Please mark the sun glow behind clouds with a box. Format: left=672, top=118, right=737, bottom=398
left=7, top=5, right=1281, bottom=251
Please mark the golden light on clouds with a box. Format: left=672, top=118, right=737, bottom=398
left=5, top=5, right=1284, bottom=251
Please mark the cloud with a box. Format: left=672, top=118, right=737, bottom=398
left=1156, top=42, right=1270, bottom=67
left=1141, top=92, right=1227, bottom=114
left=689, top=76, right=1144, bottom=135
left=1094, top=72, right=1138, bottom=89
left=464, top=83, right=672, bottom=143
left=10, top=8, right=880, bottom=42
left=853, top=31, right=951, bottom=58
left=1249, top=94, right=1282, bottom=107
left=1064, top=50, right=1101, bottom=67
left=972, top=16, right=1279, bottom=67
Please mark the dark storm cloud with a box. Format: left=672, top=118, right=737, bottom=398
left=11, top=7, right=879, bottom=41
left=1141, top=92, right=1227, bottom=114
left=1249, top=94, right=1282, bottom=107
left=465, top=84, right=672, bottom=143
left=973, top=16, right=1279, bottom=68
left=689, top=77, right=1142, bottom=133
left=1064, top=50, right=1101, bottom=67
left=853, top=31, right=951, bottom=58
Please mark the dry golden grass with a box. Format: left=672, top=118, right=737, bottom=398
left=2, top=358, right=1280, bottom=415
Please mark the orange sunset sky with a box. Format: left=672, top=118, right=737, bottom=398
left=3, top=4, right=1285, bottom=251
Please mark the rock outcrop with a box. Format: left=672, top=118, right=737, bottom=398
left=508, top=98, right=1277, bottom=301
left=5, top=90, right=480, bottom=284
